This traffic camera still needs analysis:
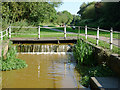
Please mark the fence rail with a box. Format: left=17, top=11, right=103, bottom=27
left=0, top=25, right=120, bottom=50
left=0, top=27, right=9, bottom=40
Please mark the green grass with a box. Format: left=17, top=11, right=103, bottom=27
left=11, top=28, right=77, bottom=38
left=51, top=27, right=119, bottom=54
left=53, top=27, right=119, bottom=39
left=79, top=35, right=120, bottom=55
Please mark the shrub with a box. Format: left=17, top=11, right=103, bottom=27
left=73, top=39, right=95, bottom=66
left=1, top=42, right=28, bottom=71
left=74, top=39, right=114, bottom=87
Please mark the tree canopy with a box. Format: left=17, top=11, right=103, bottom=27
left=55, top=10, right=73, bottom=25
left=2, top=2, right=62, bottom=25
left=77, top=2, right=120, bottom=30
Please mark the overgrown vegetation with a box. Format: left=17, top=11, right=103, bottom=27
left=73, top=39, right=95, bottom=66
left=73, top=39, right=115, bottom=87
left=76, top=64, right=114, bottom=87
left=2, top=2, right=74, bottom=29
left=1, top=42, right=28, bottom=71
left=76, top=2, right=120, bottom=31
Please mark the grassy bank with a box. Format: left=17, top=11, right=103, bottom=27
left=1, top=42, right=28, bottom=71
left=79, top=35, right=119, bottom=55
left=73, top=39, right=115, bottom=87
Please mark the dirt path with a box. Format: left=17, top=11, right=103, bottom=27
left=44, top=27, right=120, bottom=47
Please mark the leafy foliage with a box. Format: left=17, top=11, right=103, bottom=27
left=71, top=15, right=81, bottom=25
left=2, top=2, right=62, bottom=25
left=77, top=64, right=114, bottom=87
left=74, top=39, right=115, bottom=87
left=1, top=42, right=28, bottom=71
left=77, top=2, right=120, bottom=31
left=73, top=39, right=95, bottom=66
left=55, top=11, right=73, bottom=25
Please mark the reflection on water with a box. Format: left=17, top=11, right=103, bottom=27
left=2, top=54, right=83, bottom=88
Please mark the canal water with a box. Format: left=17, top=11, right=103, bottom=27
left=2, top=44, right=83, bottom=88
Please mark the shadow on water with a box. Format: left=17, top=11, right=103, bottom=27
left=2, top=43, right=85, bottom=88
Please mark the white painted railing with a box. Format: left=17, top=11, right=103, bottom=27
left=69, top=25, right=120, bottom=50
left=0, top=25, right=120, bottom=50
left=0, top=27, right=9, bottom=41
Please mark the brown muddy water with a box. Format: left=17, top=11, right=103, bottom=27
left=2, top=44, right=84, bottom=88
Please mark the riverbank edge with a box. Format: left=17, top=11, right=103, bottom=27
left=80, top=38, right=120, bottom=77
left=77, top=38, right=120, bottom=89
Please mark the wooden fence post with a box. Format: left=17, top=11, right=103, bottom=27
left=78, top=26, right=80, bottom=36
left=85, top=25, right=87, bottom=39
left=64, top=25, right=66, bottom=39
left=110, top=28, right=113, bottom=50
left=9, top=26, right=11, bottom=39
left=38, top=26, right=40, bottom=39
left=1, top=31, right=3, bottom=41
left=96, top=27, right=99, bottom=45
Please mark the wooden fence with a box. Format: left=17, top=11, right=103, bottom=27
left=0, top=25, right=120, bottom=50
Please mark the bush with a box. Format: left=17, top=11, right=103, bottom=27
left=73, top=39, right=95, bottom=66
left=1, top=42, right=28, bottom=71
left=74, top=39, right=115, bottom=87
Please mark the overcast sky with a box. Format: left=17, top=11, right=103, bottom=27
left=56, top=0, right=101, bottom=15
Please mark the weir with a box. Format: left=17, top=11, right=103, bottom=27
left=14, top=44, right=73, bottom=54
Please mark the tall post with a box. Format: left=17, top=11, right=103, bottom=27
left=96, top=27, right=99, bottom=45
left=110, top=28, right=113, bottom=50
left=1, top=32, right=3, bottom=41
left=38, top=26, right=40, bottom=39
left=64, top=25, right=66, bottom=39
left=85, top=25, right=87, bottom=39
left=9, top=26, right=11, bottom=39
left=78, top=26, right=80, bottom=36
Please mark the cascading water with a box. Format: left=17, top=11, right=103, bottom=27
left=14, top=44, right=73, bottom=54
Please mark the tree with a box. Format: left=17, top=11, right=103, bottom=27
left=77, top=2, right=120, bottom=30
left=71, top=15, right=81, bottom=25
left=77, top=2, right=96, bottom=19
left=55, top=11, right=73, bottom=25
left=2, top=2, right=62, bottom=25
